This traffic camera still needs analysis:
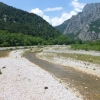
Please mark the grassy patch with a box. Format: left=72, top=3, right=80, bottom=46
left=56, top=53, right=100, bottom=64
left=22, top=49, right=32, bottom=57
left=22, top=47, right=43, bottom=57
left=34, top=45, right=100, bottom=65
left=89, top=58, right=93, bottom=62
left=37, top=52, right=55, bottom=61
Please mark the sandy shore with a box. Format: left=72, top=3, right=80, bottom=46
left=0, top=50, right=81, bottom=100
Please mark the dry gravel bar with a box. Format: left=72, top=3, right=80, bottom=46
left=0, top=50, right=82, bottom=100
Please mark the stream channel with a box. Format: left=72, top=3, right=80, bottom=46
left=25, top=52, right=100, bottom=100
left=0, top=50, right=9, bottom=57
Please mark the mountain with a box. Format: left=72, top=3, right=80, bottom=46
left=55, top=3, right=100, bottom=41
left=0, top=2, right=73, bottom=47
left=0, top=2, right=61, bottom=39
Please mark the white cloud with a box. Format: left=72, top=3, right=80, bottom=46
left=44, top=7, right=63, bottom=12
left=30, top=8, right=77, bottom=26
left=30, top=9, right=77, bottom=26
left=43, top=15, right=51, bottom=23
left=30, top=8, right=43, bottom=17
left=30, top=0, right=85, bottom=26
left=70, top=11, right=77, bottom=15
left=74, top=8, right=82, bottom=12
left=71, top=0, right=85, bottom=11
left=42, top=11, right=77, bottom=26
left=50, top=11, right=77, bottom=26
left=46, top=0, right=85, bottom=26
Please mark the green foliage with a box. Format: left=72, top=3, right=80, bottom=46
left=52, top=35, right=73, bottom=45
left=0, top=2, right=74, bottom=46
left=0, top=3, right=73, bottom=47
left=76, top=39, right=82, bottom=44
left=55, top=19, right=70, bottom=33
left=0, top=30, right=73, bottom=47
left=89, top=58, right=93, bottom=62
left=71, top=40, right=100, bottom=51
left=0, top=2, right=61, bottom=39
left=0, top=30, right=47, bottom=46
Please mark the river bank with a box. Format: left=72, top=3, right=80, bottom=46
left=25, top=52, right=100, bottom=100
left=0, top=50, right=81, bottom=100
left=36, top=45, right=100, bottom=78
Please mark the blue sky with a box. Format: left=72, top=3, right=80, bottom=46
left=0, top=0, right=100, bottom=26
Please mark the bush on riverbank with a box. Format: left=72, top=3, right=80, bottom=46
left=71, top=40, right=100, bottom=51
left=0, top=30, right=73, bottom=47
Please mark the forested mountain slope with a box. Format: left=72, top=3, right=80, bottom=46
left=0, top=2, right=73, bottom=46
left=0, top=2, right=61, bottom=39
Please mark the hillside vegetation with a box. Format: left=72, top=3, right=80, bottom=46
left=71, top=40, right=100, bottom=51
left=0, top=30, right=74, bottom=47
left=0, top=2, right=73, bottom=47
left=0, top=2, right=60, bottom=39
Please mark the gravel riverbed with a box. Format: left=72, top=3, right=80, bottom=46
left=37, top=47, right=100, bottom=77
left=0, top=50, right=82, bottom=100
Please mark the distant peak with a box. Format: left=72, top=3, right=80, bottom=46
left=83, top=3, right=100, bottom=13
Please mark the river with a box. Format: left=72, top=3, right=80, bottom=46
left=25, top=52, right=100, bottom=100
left=0, top=50, right=9, bottom=57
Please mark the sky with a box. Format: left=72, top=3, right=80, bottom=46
left=0, top=0, right=100, bottom=26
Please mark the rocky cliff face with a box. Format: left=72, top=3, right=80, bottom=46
left=55, top=3, right=100, bottom=41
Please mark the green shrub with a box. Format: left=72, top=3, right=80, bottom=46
left=89, top=58, right=93, bottom=62
left=0, top=69, right=2, bottom=74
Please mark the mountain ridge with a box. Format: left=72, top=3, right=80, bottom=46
left=55, top=3, right=100, bottom=41
left=0, top=2, right=73, bottom=46
left=0, top=2, right=61, bottom=39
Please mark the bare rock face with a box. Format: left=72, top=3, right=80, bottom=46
left=55, top=3, right=100, bottom=41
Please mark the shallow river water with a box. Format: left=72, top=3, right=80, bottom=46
left=25, top=52, right=100, bottom=100
left=0, top=50, right=9, bottom=58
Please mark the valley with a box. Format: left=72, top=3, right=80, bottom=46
left=0, top=1, right=100, bottom=100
